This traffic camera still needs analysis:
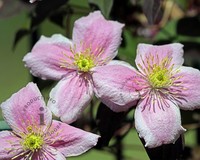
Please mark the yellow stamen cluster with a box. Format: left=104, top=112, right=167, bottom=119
left=74, top=52, right=95, bottom=72
left=20, top=124, right=45, bottom=152
left=59, top=42, right=112, bottom=73
left=137, top=54, right=175, bottom=89
left=148, top=56, right=173, bottom=88
left=136, top=53, right=186, bottom=112
left=8, top=118, right=55, bottom=160
left=22, top=133, right=43, bottom=151
left=148, top=66, right=172, bottom=88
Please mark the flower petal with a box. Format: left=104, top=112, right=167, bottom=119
left=171, top=66, right=200, bottom=110
left=92, top=60, right=143, bottom=112
left=135, top=98, right=185, bottom=148
left=48, top=74, right=94, bottom=123
left=135, top=43, right=184, bottom=74
left=72, top=11, right=124, bottom=62
left=23, top=34, right=73, bottom=80
left=0, top=131, right=24, bottom=160
left=46, top=120, right=99, bottom=157
left=32, top=145, right=66, bottom=160
left=0, top=82, right=52, bottom=134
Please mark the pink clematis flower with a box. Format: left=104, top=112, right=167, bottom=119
left=0, top=82, right=99, bottom=160
left=92, top=43, right=200, bottom=148
left=23, top=11, right=124, bottom=123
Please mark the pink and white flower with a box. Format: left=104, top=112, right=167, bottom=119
left=23, top=11, right=124, bottom=123
left=0, top=82, right=99, bottom=159
left=92, top=43, right=200, bottom=148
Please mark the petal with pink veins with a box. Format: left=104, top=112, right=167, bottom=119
left=1, top=82, right=52, bottom=134
left=31, top=145, right=66, bottom=160
left=72, top=11, right=124, bottom=62
left=46, top=120, right=99, bottom=157
left=136, top=43, right=184, bottom=74
left=0, top=131, right=24, bottom=160
left=23, top=34, right=74, bottom=80
left=92, top=60, right=144, bottom=112
left=135, top=97, right=186, bottom=148
left=48, top=74, right=94, bottom=123
left=172, top=66, right=200, bottom=110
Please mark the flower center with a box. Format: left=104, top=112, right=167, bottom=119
left=148, top=66, right=171, bottom=88
left=23, top=133, right=43, bottom=151
left=74, top=53, right=94, bottom=72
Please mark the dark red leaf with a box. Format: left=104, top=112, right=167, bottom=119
left=31, top=0, right=68, bottom=29
left=96, top=102, right=127, bottom=148
left=140, top=135, right=184, bottom=160
left=177, top=16, right=200, bottom=37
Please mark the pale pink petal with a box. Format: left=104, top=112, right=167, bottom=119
left=135, top=43, right=184, bottom=74
left=72, top=11, right=124, bottom=62
left=171, top=66, right=200, bottom=110
left=46, top=120, right=99, bottom=157
left=0, top=131, right=24, bottom=160
left=48, top=74, right=94, bottom=123
left=23, top=34, right=74, bottom=80
left=32, top=146, right=66, bottom=160
left=135, top=97, right=186, bottom=148
left=92, top=60, right=144, bottom=112
left=1, top=83, right=52, bottom=134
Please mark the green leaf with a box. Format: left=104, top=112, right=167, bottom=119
left=13, top=28, right=30, bottom=50
left=0, top=121, right=11, bottom=131
left=88, top=0, right=113, bottom=18
left=175, top=0, right=188, bottom=10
